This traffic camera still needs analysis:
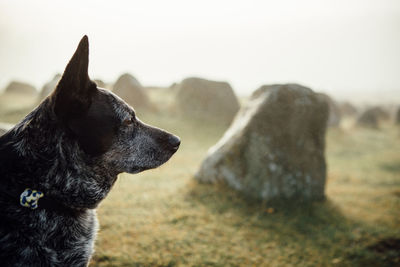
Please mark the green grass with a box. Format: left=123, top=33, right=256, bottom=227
left=1, top=95, right=399, bottom=266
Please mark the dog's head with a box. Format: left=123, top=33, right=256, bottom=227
left=50, top=36, right=180, bottom=175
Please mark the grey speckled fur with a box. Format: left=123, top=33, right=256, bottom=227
left=0, top=36, right=180, bottom=266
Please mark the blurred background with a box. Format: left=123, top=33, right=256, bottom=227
left=0, top=0, right=399, bottom=266
left=1, top=0, right=400, bottom=102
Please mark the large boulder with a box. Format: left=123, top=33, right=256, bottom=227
left=0, top=123, right=12, bottom=136
left=39, top=74, right=61, bottom=100
left=3, top=81, right=37, bottom=95
left=356, top=107, right=390, bottom=128
left=195, top=84, right=329, bottom=201
left=112, top=73, right=150, bottom=109
left=175, top=77, right=240, bottom=125
left=317, top=93, right=341, bottom=127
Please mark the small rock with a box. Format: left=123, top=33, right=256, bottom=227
left=357, top=107, right=390, bottom=128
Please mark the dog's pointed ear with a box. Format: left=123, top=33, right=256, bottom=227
left=51, top=35, right=96, bottom=120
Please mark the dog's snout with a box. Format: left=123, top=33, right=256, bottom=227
left=168, top=135, right=181, bottom=149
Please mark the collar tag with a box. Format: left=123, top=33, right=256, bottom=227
left=20, top=188, right=44, bottom=209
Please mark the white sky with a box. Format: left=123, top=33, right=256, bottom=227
left=0, top=0, right=399, bottom=103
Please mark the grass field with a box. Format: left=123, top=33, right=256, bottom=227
left=1, top=94, right=399, bottom=266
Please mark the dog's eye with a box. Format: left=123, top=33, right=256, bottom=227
left=123, top=117, right=135, bottom=126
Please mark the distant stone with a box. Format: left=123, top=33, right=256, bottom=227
left=317, top=93, right=341, bottom=127
left=0, top=123, right=12, bottom=136
left=175, top=77, right=240, bottom=125
left=169, top=82, right=178, bottom=89
left=94, top=79, right=106, bottom=89
left=4, top=81, right=37, bottom=95
left=357, top=107, right=390, bottom=128
left=39, top=74, right=61, bottom=99
left=339, top=102, right=358, bottom=117
left=112, top=73, right=150, bottom=109
left=396, top=107, right=400, bottom=125
left=195, top=84, right=329, bottom=201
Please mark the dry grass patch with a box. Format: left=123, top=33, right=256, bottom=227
left=0, top=96, right=398, bottom=266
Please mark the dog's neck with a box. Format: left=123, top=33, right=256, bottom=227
left=0, top=101, right=118, bottom=211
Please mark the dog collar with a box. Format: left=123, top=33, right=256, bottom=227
left=20, top=188, right=44, bottom=209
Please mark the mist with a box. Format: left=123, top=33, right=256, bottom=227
left=1, top=0, right=399, bottom=103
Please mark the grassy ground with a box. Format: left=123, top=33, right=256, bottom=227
left=1, top=95, right=399, bottom=266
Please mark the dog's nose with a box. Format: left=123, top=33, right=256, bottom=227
left=168, top=135, right=181, bottom=149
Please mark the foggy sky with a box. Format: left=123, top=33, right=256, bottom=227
left=0, top=0, right=399, bottom=103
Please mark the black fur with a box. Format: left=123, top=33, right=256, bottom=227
left=0, top=36, right=180, bottom=266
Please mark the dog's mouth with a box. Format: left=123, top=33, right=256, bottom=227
left=129, top=167, right=146, bottom=174
left=127, top=144, right=180, bottom=175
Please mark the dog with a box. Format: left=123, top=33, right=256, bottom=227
left=0, top=36, right=180, bottom=266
